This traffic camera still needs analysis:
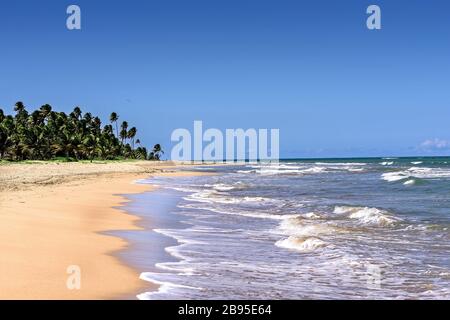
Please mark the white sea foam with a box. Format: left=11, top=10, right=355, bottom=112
left=202, top=182, right=247, bottom=191
left=184, top=189, right=278, bottom=205
left=381, top=172, right=409, bottom=182
left=154, top=261, right=197, bottom=275
left=250, top=164, right=306, bottom=170
left=275, top=236, right=327, bottom=252
left=154, top=228, right=205, bottom=245
left=237, top=169, right=256, bottom=174
left=241, top=163, right=367, bottom=176
left=303, top=167, right=327, bottom=173
left=138, top=272, right=202, bottom=300
left=380, top=161, right=394, bottom=166
left=403, top=179, right=416, bottom=186
left=334, top=206, right=400, bottom=226
left=303, top=212, right=322, bottom=219
left=314, top=162, right=367, bottom=166
left=164, top=186, right=200, bottom=193
left=382, top=167, right=450, bottom=182
left=212, top=183, right=236, bottom=191
left=257, top=167, right=326, bottom=175
left=182, top=189, right=216, bottom=203
left=278, top=218, right=335, bottom=237
left=411, top=161, right=423, bottom=165
left=179, top=203, right=300, bottom=221
left=348, top=168, right=365, bottom=172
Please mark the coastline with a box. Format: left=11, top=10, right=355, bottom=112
left=113, top=171, right=216, bottom=300
left=0, top=160, right=195, bottom=299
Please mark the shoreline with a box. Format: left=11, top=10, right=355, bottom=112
left=113, top=170, right=215, bottom=300
left=0, top=160, right=202, bottom=299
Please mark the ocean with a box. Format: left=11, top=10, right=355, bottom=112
left=118, top=157, right=450, bottom=300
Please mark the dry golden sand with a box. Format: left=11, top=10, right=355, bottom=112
left=0, top=161, right=201, bottom=300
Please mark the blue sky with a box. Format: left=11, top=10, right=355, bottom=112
left=1, top=0, right=449, bottom=158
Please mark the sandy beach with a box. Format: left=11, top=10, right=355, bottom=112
left=0, top=160, right=194, bottom=299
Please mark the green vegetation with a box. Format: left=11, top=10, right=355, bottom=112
left=0, top=102, right=164, bottom=161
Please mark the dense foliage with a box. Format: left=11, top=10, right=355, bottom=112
left=0, top=102, right=163, bottom=161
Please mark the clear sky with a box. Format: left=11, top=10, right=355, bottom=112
left=1, top=0, right=449, bottom=158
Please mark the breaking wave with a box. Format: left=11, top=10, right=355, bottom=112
left=275, top=236, right=327, bottom=252
left=238, top=163, right=366, bottom=176
left=382, top=167, right=450, bottom=182
left=183, top=189, right=279, bottom=205
left=334, top=206, right=400, bottom=226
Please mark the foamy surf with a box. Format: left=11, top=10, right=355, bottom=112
left=131, top=158, right=450, bottom=299
left=382, top=167, right=450, bottom=182
left=138, top=272, right=203, bottom=300
left=303, top=212, right=322, bottom=219
left=403, top=179, right=416, bottom=185
left=238, top=163, right=367, bottom=176
left=203, top=182, right=248, bottom=191
left=183, top=189, right=280, bottom=205
left=278, top=217, right=336, bottom=236
left=275, top=236, right=327, bottom=252
left=179, top=203, right=301, bottom=220
left=334, top=206, right=400, bottom=226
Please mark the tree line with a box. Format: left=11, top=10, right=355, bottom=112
left=0, top=102, right=163, bottom=161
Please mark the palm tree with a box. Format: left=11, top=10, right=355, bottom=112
left=151, top=144, right=164, bottom=160
left=127, top=127, right=137, bottom=149
left=0, top=102, right=161, bottom=162
left=123, top=144, right=132, bottom=159
left=0, top=125, right=10, bottom=159
left=92, top=117, right=102, bottom=133
left=72, top=106, right=82, bottom=120
left=103, top=124, right=113, bottom=135
left=120, top=121, right=128, bottom=145
left=83, top=112, right=92, bottom=123
left=82, top=134, right=97, bottom=162
left=39, top=104, right=52, bottom=120
left=14, top=101, right=25, bottom=113
left=14, top=101, right=28, bottom=125
left=109, top=112, right=119, bottom=138
left=121, top=121, right=128, bottom=131
left=120, top=129, right=127, bottom=145
left=135, top=146, right=147, bottom=160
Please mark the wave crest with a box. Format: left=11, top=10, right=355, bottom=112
left=382, top=167, right=450, bottom=182
left=334, top=206, right=400, bottom=226
left=275, top=236, right=327, bottom=252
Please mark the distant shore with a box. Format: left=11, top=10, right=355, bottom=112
left=0, top=160, right=203, bottom=299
